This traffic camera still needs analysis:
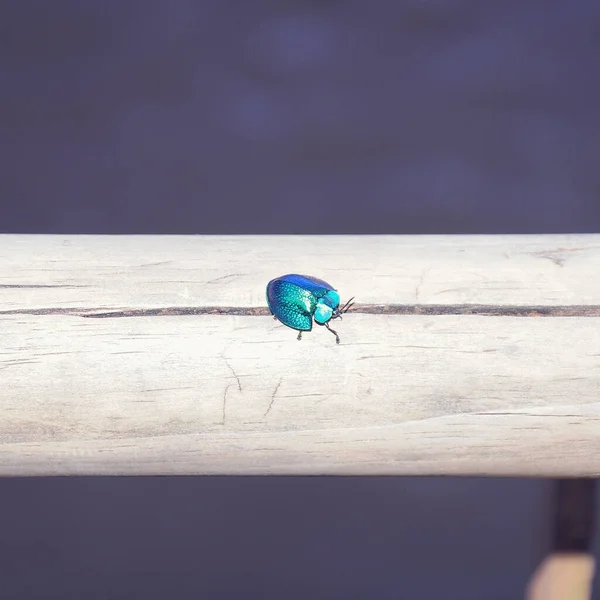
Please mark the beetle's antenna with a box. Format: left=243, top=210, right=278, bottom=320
left=340, top=297, right=355, bottom=313
left=333, top=297, right=355, bottom=320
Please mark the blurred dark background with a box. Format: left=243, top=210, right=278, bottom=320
left=1, top=1, right=599, bottom=598
left=2, top=0, right=600, bottom=234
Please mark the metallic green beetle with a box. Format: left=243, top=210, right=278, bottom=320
left=266, top=274, right=354, bottom=344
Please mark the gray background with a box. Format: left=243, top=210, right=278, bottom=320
left=1, top=1, right=599, bottom=598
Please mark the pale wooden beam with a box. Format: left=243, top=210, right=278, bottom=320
left=1, top=234, right=599, bottom=476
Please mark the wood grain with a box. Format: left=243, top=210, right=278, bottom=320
left=1, top=234, right=599, bottom=476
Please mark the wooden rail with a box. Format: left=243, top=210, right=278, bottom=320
left=1, top=234, right=599, bottom=476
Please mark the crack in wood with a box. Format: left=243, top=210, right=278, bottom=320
left=0, top=284, right=89, bottom=289
left=264, top=379, right=282, bottom=417
left=414, top=268, right=431, bottom=302
left=205, top=273, right=248, bottom=285
left=224, top=358, right=242, bottom=393
left=473, top=412, right=591, bottom=418
left=221, top=384, right=230, bottom=425
left=2, top=304, right=600, bottom=317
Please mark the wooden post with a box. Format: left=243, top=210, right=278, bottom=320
left=1, top=234, right=599, bottom=476
left=527, top=479, right=596, bottom=600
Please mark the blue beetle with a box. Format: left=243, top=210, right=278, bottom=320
left=266, top=274, right=354, bottom=344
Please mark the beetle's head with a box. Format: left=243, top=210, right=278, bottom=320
left=314, top=292, right=354, bottom=325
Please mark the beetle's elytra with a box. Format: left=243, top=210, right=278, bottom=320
left=266, top=274, right=354, bottom=344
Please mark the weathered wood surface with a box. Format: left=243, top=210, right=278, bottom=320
left=1, top=234, right=600, bottom=476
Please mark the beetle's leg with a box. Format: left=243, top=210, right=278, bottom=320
left=273, top=315, right=278, bottom=320
left=297, top=331, right=302, bottom=341
left=325, top=322, right=340, bottom=344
